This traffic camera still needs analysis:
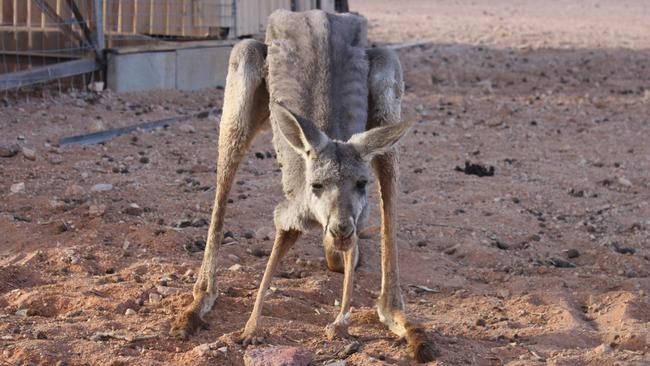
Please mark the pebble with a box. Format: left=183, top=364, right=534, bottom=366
left=88, top=204, right=106, bottom=217
left=156, top=286, right=181, bottom=297
left=91, top=183, right=113, bottom=192
left=227, top=254, right=241, bottom=262
left=65, top=184, right=86, bottom=197
left=614, top=245, right=635, bottom=255
left=250, top=247, right=268, bottom=258
left=255, top=227, right=274, bottom=241
left=32, top=330, right=47, bottom=339
left=125, top=308, right=137, bottom=316
left=15, top=309, right=30, bottom=317
left=564, top=249, right=580, bottom=258
left=0, top=144, right=20, bottom=157
left=244, top=346, right=313, bottom=366
left=10, top=182, right=25, bottom=194
left=548, top=258, right=575, bottom=268
left=229, top=263, right=243, bottom=272
left=179, top=124, right=196, bottom=133
left=148, top=293, right=162, bottom=304
left=22, top=147, right=37, bottom=161
left=593, top=343, right=612, bottom=355
left=325, top=361, right=346, bottom=366
left=124, top=203, right=143, bottom=216
left=222, top=237, right=238, bottom=245
left=139, top=156, right=150, bottom=164
left=617, top=176, right=632, bottom=187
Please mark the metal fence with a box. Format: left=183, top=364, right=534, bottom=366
left=0, top=0, right=335, bottom=96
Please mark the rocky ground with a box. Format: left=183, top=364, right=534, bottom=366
left=1, top=1, right=650, bottom=365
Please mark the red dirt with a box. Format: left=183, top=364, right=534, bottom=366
left=2, top=1, right=650, bottom=365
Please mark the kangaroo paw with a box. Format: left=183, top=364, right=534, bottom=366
left=406, top=327, right=439, bottom=363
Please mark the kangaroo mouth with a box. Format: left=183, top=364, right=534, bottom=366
left=325, top=227, right=356, bottom=251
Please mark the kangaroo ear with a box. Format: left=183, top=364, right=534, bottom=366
left=347, top=121, right=413, bottom=160
left=272, top=103, right=329, bottom=156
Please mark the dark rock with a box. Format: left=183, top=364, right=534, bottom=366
left=251, top=247, right=268, bottom=258
left=548, top=258, right=575, bottom=268
left=0, top=144, right=20, bottom=157
left=565, top=249, right=580, bottom=258
left=613, top=244, right=635, bottom=255
left=455, top=161, right=495, bottom=177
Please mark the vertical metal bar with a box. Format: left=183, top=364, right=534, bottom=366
left=92, top=0, right=104, bottom=55
left=231, top=0, right=236, bottom=38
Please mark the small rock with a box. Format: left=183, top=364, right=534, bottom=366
left=617, top=176, right=632, bottom=187
left=243, top=230, right=255, bottom=239
left=91, top=183, right=113, bottom=192
left=88, top=204, right=106, bottom=217
left=191, top=218, right=209, bottom=227
left=325, top=362, right=346, bottom=366
left=250, top=247, right=268, bottom=258
left=139, top=156, right=150, bottom=164
left=614, top=245, right=635, bottom=255
left=227, top=254, right=241, bottom=262
left=564, top=249, right=580, bottom=258
left=65, top=184, right=86, bottom=197
left=493, top=239, right=509, bottom=250
left=193, top=343, right=213, bottom=357
left=32, top=330, right=47, bottom=339
left=217, top=346, right=228, bottom=354
left=255, top=227, right=274, bottom=241
left=229, top=263, right=243, bottom=272
left=15, top=308, right=30, bottom=317
left=475, top=318, right=486, bottom=327
left=255, top=151, right=265, bottom=159
left=222, top=237, right=238, bottom=245
left=179, top=124, right=196, bottom=133
left=10, top=182, right=25, bottom=194
left=337, top=341, right=360, bottom=358
left=124, top=203, right=143, bottom=216
left=156, top=286, right=181, bottom=297
left=148, top=293, right=162, bottom=304
left=22, top=147, right=37, bottom=161
left=548, top=258, right=575, bottom=268
left=593, top=343, right=612, bottom=355
left=416, top=240, right=428, bottom=247
left=125, top=308, right=137, bottom=316
left=0, top=144, right=20, bottom=157
left=244, top=346, right=313, bottom=366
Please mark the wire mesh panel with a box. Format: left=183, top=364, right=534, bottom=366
left=0, top=0, right=101, bottom=95
left=0, top=0, right=332, bottom=96
left=102, top=0, right=235, bottom=47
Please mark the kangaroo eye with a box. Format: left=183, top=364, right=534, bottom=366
left=356, top=180, right=368, bottom=190
left=311, top=183, right=323, bottom=191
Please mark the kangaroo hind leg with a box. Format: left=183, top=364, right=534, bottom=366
left=170, top=39, right=269, bottom=339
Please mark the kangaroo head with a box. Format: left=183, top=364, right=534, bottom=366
left=273, top=104, right=411, bottom=249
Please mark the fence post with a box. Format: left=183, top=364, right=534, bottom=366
left=92, top=0, right=105, bottom=62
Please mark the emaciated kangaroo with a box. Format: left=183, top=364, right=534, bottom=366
left=170, top=9, right=437, bottom=362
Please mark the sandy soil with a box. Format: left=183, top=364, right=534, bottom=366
left=2, top=1, right=650, bottom=365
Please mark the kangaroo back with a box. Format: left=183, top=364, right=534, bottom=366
left=265, top=10, right=369, bottom=141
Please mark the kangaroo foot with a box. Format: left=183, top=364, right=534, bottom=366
left=405, top=326, right=439, bottom=363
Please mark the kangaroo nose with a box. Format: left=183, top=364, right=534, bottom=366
left=329, top=223, right=354, bottom=239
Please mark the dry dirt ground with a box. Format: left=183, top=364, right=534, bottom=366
left=2, top=1, right=650, bottom=365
